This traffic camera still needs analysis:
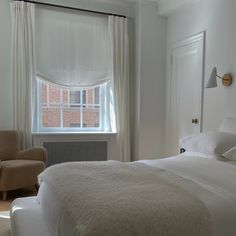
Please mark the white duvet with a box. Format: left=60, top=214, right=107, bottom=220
left=37, top=155, right=236, bottom=236
left=140, top=155, right=236, bottom=236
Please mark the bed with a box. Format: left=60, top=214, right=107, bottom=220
left=10, top=118, right=236, bottom=236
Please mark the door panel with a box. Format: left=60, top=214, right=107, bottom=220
left=168, top=33, right=205, bottom=155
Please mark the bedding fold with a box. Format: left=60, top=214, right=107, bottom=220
left=38, top=161, right=212, bottom=236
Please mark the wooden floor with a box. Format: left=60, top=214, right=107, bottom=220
left=0, top=187, right=37, bottom=211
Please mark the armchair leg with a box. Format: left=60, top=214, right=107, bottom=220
left=3, top=191, right=7, bottom=201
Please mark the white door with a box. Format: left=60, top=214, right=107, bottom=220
left=167, top=32, right=205, bottom=155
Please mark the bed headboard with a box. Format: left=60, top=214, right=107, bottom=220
left=219, top=118, right=236, bottom=134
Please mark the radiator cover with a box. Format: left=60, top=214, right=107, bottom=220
left=43, top=141, right=107, bottom=166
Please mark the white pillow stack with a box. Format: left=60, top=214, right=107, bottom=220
left=222, top=147, right=236, bottom=161
left=180, top=131, right=236, bottom=160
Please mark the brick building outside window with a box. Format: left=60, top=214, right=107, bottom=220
left=38, top=80, right=101, bottom=131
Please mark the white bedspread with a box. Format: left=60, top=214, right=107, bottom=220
left=140, top=155, right=236, bottom=236
left=38, top=160, right=212, bottom=236
left=37, top=156, right=236, bottom=236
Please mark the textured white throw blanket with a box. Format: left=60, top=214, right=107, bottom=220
left=38, top=161, right=212, bottom=236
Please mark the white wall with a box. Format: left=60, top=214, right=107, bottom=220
left=166, top=0, right=236, bottom=152
left=0, top=1, right=134, bottom=128
left=134, top=2, right=167, bottom=160
left=0, top=0, right=167, bottom=161
left=0, top=0, right=12, bottom=129
left=39, top=0, right=134, bottom=18
left=158, top=0, right=201, bottom=16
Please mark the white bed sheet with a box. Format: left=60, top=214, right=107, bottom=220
left=20, top=155, right=236, bottom=236
left=37, top=182, right=75, bottom=236
left=140, top=155, right=236, bottom=236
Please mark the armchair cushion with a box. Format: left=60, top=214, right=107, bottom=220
left=0, top=146, right=18, bottom=161
left=0, top=131, right=18, bottom=161
left=0, top=160, right=45, bottom=191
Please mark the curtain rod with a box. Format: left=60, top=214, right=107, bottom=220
left=14, top=0, right=126, bottom=18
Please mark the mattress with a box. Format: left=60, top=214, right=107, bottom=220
left=37, top=182, right=75, bottom=236
left=11, top=155, right=236, bottom=236
left=10, top=197, right=51, bottom=236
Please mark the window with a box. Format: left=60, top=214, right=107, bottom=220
left=94, top=87, right=100, bottom=108
left=34, top=9, right=113, bottom=133
left=70, top=91, right=81, bottom=107
left=35, top=79, right=110, bottom=132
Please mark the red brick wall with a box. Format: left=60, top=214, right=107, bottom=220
left=41, top=81, right=100, bottom=128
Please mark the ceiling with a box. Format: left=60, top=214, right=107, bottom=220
left=157, top=0, right=201, bottom=15
left=89, top=0, right=201, bottom=15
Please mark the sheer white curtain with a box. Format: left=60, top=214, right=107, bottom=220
left=35, top=7, right=111, bottom=88
left=109, top=16, right=130, bottom=162
left=11, top=1, right=36, bottom=149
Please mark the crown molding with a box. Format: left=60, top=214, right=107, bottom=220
left=157, top=0, right=202, bottom=16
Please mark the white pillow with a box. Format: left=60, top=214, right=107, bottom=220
left=181, top=151, right=229, bottom=162
left=219, top=118, right=236, bottom=135
left=181, top=151, right=221, bottom=159
left=180, top=131, right=236, bottom=155
left=222, top=146, right=236, bottom=161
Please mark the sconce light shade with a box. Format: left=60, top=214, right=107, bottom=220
left=206, top=67, right=233, bottom=88
left=206, top=67, right=217, bottom=88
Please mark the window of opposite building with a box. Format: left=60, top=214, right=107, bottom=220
left=35, top=79, right=109, bottom=132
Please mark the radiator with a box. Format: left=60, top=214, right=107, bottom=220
left=43, top=141, right=108, bottom=166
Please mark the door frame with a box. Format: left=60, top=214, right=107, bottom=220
left=170, top=31, right=206, bottom=132
left=165, top=31, right=206, bottom=155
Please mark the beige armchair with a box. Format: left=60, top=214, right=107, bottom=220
left=0, top=131, right=47, bottom=200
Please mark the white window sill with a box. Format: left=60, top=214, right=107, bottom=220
left=32, top=132, right=116, bottom=136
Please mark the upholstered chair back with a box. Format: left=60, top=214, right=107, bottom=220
left=0, top=131, right=18, bottom=161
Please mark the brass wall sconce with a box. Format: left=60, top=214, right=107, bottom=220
left=206, top=67, right=233, bottom=88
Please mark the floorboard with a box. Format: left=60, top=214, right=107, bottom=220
left=0, top=187, right=37, bottom=211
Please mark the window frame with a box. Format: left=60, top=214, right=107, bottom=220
left=35, top=79, right=108, bottom=133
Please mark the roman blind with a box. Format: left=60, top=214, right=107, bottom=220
left=35, top=6, right=111, bottom=88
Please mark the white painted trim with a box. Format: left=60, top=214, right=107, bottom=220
left=157, top=0, right=202, bottom=16
left=169, top=31, right=205, bottom=132
left=165, top=31, right=206, bottom=155
left=171, top=31, right=205, bottom=51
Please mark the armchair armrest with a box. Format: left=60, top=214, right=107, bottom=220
left=17, top=147, right=47, bottom=165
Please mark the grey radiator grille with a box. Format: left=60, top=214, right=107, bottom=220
left=43, top=141, right=107, bottom=166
